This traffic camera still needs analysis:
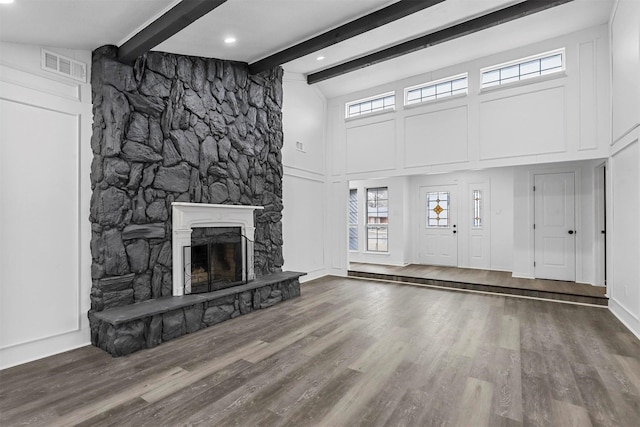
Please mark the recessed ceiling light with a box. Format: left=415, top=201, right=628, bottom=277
left=316, top=56, right=325, bottom=61
left=0, top=0, right=15, bottom=4
left=224, top=37, right=236, bottom=44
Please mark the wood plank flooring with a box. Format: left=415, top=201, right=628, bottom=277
left=349, top=263, right=608, bottom=305
left=1, top=276, right=638, bottom=426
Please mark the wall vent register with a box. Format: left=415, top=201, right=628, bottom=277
left=41, top=49, right=87, bottom=83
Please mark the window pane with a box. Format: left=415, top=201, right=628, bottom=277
left=520, top=59, right=540, bottom=76
left=541, top=54, right=562, bottom=71
left=371, top=98, right=384, bottom=111
left=426, top=191, right=450, bottom=227
left=482, top=70, right=499, bottom=85
left=384, top=96, right=395, bottom=107
left=501, top=65, right=519, bottom=80
left=451, top=77, right=467, bottom=91
left=366, top=188, right=389, bottom=252
left=422, top=86, right=436, bottom=98
left=349, top=226, right=358, bottom=250
left=436, top=81, right=452, bottom=95
left=349, top=105, right=360, bottom=116
left=407, top=89, right=421, bottom=102
left=473, top=189, right=482, bottom=228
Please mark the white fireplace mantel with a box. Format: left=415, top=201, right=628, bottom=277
left=171, top=203, right=264, bottom=296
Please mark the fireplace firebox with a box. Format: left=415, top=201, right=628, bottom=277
left=187, top=227, right=246, bottom=293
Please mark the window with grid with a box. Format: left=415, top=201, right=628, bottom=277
left=346, top=93, right=395, bottom=118
left=406, top=74, right=468, bottom=105
left=366, top=187, right=388, bottom=252
left=481, top=49, right=564, bottom=89
left=348, top=189, right=358, bottom=251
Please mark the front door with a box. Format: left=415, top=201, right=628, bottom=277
left=534, top=172, right=576, bottom=281
left=418, top=185, right=458, bottom=266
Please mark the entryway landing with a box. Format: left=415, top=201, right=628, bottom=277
left=348, top=263, right=607, bottom=306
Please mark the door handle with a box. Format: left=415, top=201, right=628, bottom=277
left=453, top=230, right=457, bottom=234
left=568, top=230, right=575, bottom=235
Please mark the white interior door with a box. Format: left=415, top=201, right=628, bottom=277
left=418, top=185, right=458, bottom=266
left=534, top=172, right=576, bottom=281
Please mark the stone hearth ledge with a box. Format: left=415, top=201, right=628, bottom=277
left=94, top=271, right=305, bottom=326
left=90, top=271, right=305, bottom=356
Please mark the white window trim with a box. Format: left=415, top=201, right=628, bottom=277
left=404, top=73, right=468, bottom=106
left=479, top=48, right=566, bottom=91
left=345, top=91, right=395, bottom=120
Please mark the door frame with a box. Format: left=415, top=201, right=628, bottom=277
left=417, top=184, right=459, bottom=267
left=528, top=167, right=582, bottom=282
left=594, top=162, right=607, bottom=287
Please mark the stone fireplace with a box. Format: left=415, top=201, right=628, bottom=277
left=87, top=46, right=302, bottom=357
left=171, top=202, right=263, bottom=296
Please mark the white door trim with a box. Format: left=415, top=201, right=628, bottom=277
left=533, top=172, right=577, bottom=281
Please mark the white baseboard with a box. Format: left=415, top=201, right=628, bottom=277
left=609, top=298, right=640, bottom=341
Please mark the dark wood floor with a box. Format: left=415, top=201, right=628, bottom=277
left=1, top=276, right=639, bottom=426
left=350, top=262, right=608, bottom=305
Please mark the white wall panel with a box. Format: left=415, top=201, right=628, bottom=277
left=282, top=73, right=326, bottom=176
left=0, top=100, right=80, bottom=348
left=346, top=120, right=395, bottom=174
left=610, top=139, right=640, bottom=333
left=479, top=87, right=566, bottom=160
left=611, top=0, right=640, bottom=143
left=282, top=174, right=326, bottom=281
left=0, top=44, right=92, bottom=369
left=579, top=41, right=598, bottom=150
left=404, top=106, right=468, bottom=167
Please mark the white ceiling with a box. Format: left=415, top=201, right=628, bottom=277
left=0, top=0, right=614, bottom=98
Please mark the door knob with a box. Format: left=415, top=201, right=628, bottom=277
left=568, top=230, right=574, bottom=234
left=453, top=230, right=457, bottom=234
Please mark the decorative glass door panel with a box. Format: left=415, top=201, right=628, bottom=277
left=419, top=185, right=458, bottom=267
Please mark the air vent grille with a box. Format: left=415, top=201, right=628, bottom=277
left=41, top=49, right=87, bottom=83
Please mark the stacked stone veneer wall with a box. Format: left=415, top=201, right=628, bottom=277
left=88, top=45, right=285, bottom=345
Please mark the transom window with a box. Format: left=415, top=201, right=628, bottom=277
left=481, top=49, right=564, bottom=89
left=426, top=191, right=449, bottom=227
left=406, top=74, right=468, bottom=105
left=366, top=187, right=388, bottom=252
left=472, top=190, right=482, bottom=228
left=346, top=93, right=395, bottom=118
left=348, top=189, right=358, bottom=251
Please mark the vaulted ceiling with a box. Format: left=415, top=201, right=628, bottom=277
left=0, top=0, right=614, bottom=98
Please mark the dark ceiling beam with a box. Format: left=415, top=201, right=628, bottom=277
left=307, top=0, right=574, bottom=84
left=118, top=0, right=229, bottom=64
left=248, top=0, right=446, bottom=74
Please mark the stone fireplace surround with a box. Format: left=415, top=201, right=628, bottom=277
left=172, top=202, right=262, bottom=296
left=88, top=46, right=303, bottom=356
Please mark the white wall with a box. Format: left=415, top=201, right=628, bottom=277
left=326, top=25, right=610, bottom=181
left=608, top=0, right=640, bottom=338
left=512, top=161, right=602, bottom=284
left=281, top=72, right=328, bottom=282
left=327, top=26, right=611, bottom=278
left=0, top=42, right=93, bottom=369
left=407, top=169, right=514, bottom=271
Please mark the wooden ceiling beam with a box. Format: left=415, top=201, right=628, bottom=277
left=248, top=0, right=446, bottom=74
left=118, top=0, right=229, bottom=64
left=307, top=0, right=574, bottom=84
